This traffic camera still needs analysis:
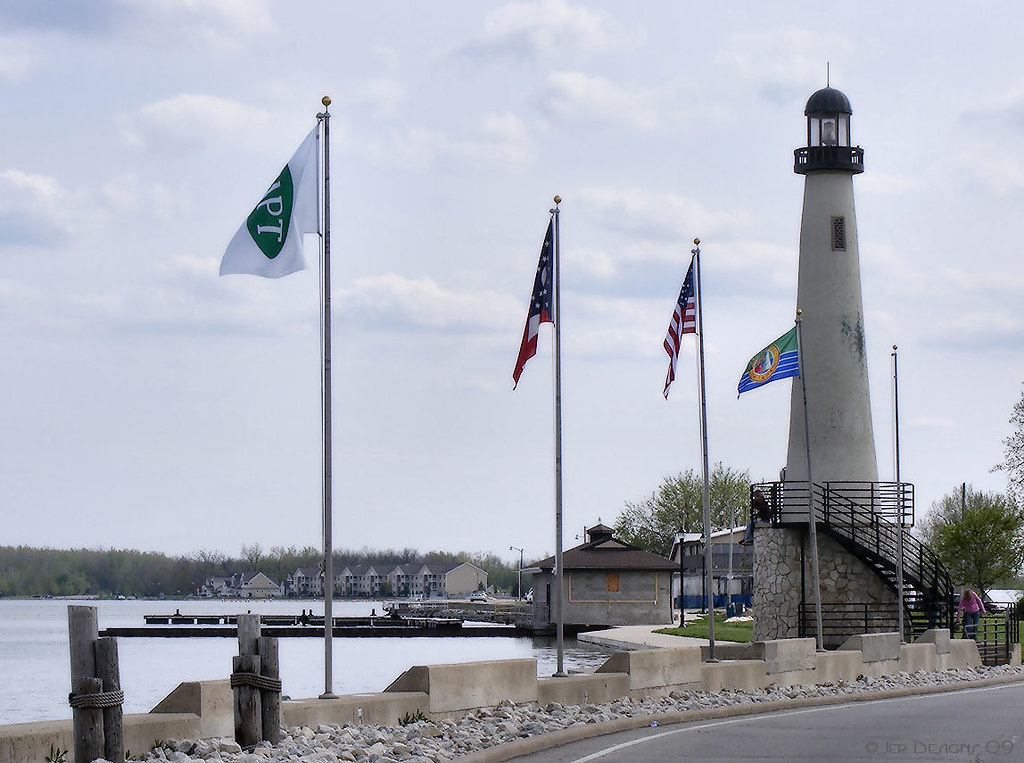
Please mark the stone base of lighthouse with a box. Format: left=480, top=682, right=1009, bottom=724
left=752, top=528, right=898, bottom=648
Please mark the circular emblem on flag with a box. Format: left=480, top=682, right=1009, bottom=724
left=245, top=166, right=295, bottom=260
left=749, top=344, right=781, bottom=383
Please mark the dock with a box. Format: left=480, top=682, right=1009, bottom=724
left=100, top=611, right=528, bottom=638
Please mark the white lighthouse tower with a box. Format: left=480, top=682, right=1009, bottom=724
left=753, top=86, right=955, bottom=646
left=786, top=86, right=877, bottom=485
left=749, top=86, right=954, bottom=647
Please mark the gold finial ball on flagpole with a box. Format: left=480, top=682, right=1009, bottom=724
left=796, top=308, right=803, bottom=316
left=322, top=96, right=332, bottom=107
left=694, top=237, right=700, bottom=246
left=893, top=344, right=898, bottom=351
left=553, top=195, right=561, bottom=204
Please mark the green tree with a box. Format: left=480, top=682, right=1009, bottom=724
left=613, top=463, right=752, bottom=557
left=917, top=485, right=1024, bottom=594
left=996, top=384, right=1024, bottom=502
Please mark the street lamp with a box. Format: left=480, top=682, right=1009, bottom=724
left=510, top=546, right=524, bottom=600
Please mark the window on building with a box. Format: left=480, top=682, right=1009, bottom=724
left=606, top=572, right=620, bottom=592
left=831, top=216, right=846, bottom=251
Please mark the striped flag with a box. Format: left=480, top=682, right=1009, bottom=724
left=663, top=256, right=697, bottom=398
left=737, top=327, right=800, bottom=395
left=512, top=220, right=554, bottom=388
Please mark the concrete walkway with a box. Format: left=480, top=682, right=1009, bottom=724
left=577, top=611, right=738, bottom=651
left=577, top=624, right=708, bottom=651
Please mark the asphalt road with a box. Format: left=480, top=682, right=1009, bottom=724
left=510, top=681, right=1024, bottom=762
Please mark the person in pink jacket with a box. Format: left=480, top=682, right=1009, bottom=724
left=957, top=587, right=986, bottom=640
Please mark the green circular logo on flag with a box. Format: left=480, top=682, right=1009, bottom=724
left=245, top=166, right=295, bottom=260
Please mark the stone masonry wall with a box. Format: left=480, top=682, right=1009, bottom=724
left=753, top=527, right=897, bottom=645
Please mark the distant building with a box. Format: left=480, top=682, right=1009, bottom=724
left=238, top=572, right=282, bottom=599
left=201, top=572, right=282, bottom=598
left=282, top=560, right=489, bottom=599
left=525, top=523, right=677, bottom=631
left=444, top=562, right=488, bottom=596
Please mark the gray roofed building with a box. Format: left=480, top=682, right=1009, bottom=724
left=526, top=523, right=676, bottom=631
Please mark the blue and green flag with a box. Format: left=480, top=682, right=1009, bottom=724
left=737, top=327, right=799, bottom=395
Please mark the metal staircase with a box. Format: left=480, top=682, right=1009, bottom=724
left=752, top=481, right=954, bottom=642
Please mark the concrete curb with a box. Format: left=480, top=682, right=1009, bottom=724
left=459, top=672, right=1024, bottom=763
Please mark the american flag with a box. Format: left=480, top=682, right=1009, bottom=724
left=663, top=256, right=697, bottom=398
left=512, top=219, right=554, bottom=388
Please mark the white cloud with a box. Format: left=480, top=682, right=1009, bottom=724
left=956, top=152, right=1024, bottom=196
left=0, top=34, right=42, bottom=81
left=337, top=273, right=520, bottom=332
left=542, top=71, right=669, bottom=132
left=577, top=186, right=739, bottom=243
left=0, top=170, right=73, bottom=247
left=959, top=83, right=1024, bottom=134
left=125, top=0, right=275, bottom=46
left=717, top=28, right=855, bottom=104
left=566, top=246, right=615, bottom=280
left=346, top=78, right=407, bottom=118
left=859, top=170, right=928, bottom=197
left=0, top=279, right=41, bottom=319
left=461, top=0, right=639, bottom=59
left=461, top=112, right=535, bottom=169
left=117, top=95, right=271, bottom=153
left=0, top=0, right=273, bottom=46
left=379, top=126, right=451, bottom=170
left=369, top=113, right=535, bottom=171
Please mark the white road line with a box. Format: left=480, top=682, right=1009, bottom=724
left=568, top=682, right=1024, bottom=762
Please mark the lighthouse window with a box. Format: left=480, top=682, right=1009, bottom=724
left=831, top=216, right=847, bottom=251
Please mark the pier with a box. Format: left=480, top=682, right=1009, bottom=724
left=100, top=610, right=528, bottom=638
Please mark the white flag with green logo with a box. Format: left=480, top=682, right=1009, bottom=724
left=219, top=126, right=319, bottom=278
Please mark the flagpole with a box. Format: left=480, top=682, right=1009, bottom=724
left=551, top=196, right=566, bottom=677
left=317, top=97, right=337, bottom=699
left=893, top=345, right=905, bottom=642
left=693, top=239, right=716, bottom=660
left=795, top=309, right=824, bottom=650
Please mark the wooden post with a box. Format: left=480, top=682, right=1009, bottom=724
left=95, top=637, right=124, bottom=763
left=259, top=636, right=281, bottom=744
left=234, top=614, right=262, bottom=747
left=68, top=606, right=104, bottom=763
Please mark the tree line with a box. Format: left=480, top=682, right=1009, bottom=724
left=0, top=544, right=524, bottom=599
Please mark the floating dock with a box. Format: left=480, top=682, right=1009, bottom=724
left=100, top=612, right=527, bottom=638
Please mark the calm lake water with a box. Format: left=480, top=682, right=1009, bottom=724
left=0, top=598, right=612, bottom=726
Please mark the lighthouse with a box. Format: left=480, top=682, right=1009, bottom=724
left=786, top=86, right=877, bottom=485
left=748, top=86, right=954, bottom=647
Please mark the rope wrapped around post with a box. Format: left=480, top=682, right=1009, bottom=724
left=233, top=614, right=282, bottom=746
left=68, top=689, right=125, bottom=709
left=68, top=606, right=125, bottom=763
left=230, top=672, right=282, bottom=693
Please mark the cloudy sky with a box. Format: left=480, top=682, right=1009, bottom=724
left=2, top=1, right=1022, bottom=566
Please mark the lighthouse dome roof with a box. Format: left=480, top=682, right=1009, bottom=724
left=805, top=87, right=852, bottom=116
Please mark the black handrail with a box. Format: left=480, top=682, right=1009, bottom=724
left=753, top=481, right=954, bottom=640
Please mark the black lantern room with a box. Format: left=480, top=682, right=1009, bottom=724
left=794, top=86, right=864, bottom=175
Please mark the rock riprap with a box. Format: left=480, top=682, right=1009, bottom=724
left=134, top=665, right=1024, bottom=762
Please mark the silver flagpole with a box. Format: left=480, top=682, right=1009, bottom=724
left=693, top=239, right=716, bottom=660
left=893, top=345, right=905, bottom=642
left=795, top=309, right=824, bottom=650
left=551, top=196, right=566, bottom=677
left=317, top=97, right=337, bottom=699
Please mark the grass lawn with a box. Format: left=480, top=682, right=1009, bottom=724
left=654, top=614, right=754, bottom=643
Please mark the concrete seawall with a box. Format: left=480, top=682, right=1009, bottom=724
left=0, top=629, right=997, bottom=762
